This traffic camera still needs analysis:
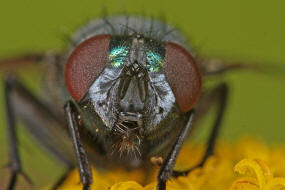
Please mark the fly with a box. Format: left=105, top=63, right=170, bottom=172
left=0, top=15, right=275, bottom=190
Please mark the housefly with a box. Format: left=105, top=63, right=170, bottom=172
left=1, top=15, right=266, bottom=190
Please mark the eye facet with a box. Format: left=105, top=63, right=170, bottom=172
left=65, top=34, right=111, bottom=102
left=163, top=42, right=202, bottom=113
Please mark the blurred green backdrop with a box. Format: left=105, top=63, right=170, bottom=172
left=0, top=0, right=285, bottom=189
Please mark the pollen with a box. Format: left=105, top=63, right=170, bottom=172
left=54, top=137, right=285, bottom=190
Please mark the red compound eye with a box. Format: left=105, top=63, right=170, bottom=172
left=164, top=42, right=202, bottom=113
left=65, top=34, right=111, bottom=102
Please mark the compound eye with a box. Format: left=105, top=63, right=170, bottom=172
left=65, top=34, right=111, bottom=102
left=163, top=42, right=202, bottom=112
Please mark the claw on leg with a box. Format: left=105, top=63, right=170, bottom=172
left=4, top=164, right=34, bottom=190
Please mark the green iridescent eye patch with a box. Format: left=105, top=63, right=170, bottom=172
left=109, top=46, right=129, bottom=67
left=108, top=39, right=164, bottom=72
left=146, top=50, right=163, bottom=72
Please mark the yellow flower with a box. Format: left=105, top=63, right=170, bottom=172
left=230, top=159, right=285, bottom=190
left=54, top=138, right=285, bottom=190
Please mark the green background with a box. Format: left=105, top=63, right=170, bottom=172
left=0, top=0, right=285, bottom=188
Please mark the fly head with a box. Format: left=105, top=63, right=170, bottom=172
left=65, top=32, right=202, bottom=158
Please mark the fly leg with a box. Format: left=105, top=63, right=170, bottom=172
left=4, top=77, right=32, bottom=190
left=157, top=110, right=195, bottom=190
left=198, top=57, right=285, bottom=78
left=197, top=57, right=254, bottom=76
left=0, top=53, right=57, bottom=73
left=64, top=101, right=92, bottom=190
left=0, top=53, right=45, bottom=65
left=4, top=75, right=74, bottom=190
left=172, top=83, right=229, bottom=177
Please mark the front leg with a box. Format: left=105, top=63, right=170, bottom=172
left=4, top=75, right=74, bottom=190
left=157, top=110, right=195, bottom=190
left=64, top=101, right=92, bottom=190
left=172, top=83, right=229, bottom=177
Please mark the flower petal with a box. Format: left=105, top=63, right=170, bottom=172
left=234, top=159, right=273, bottom=189
left=110, top=181, right=144, bottom=190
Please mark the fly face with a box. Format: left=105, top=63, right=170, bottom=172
left=86, top=35, right=178, bottom=155
left=64, top=18, right=202, bottom=158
